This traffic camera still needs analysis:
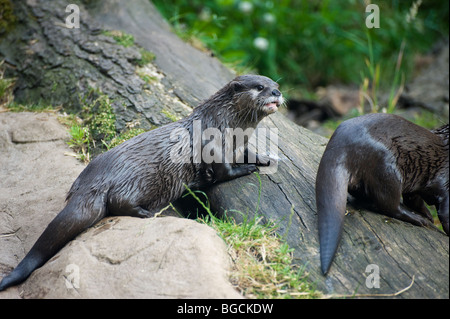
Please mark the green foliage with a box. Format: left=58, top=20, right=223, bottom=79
left=2, top=70, right=147, bottom=162
left=359, top=31, right=406, bottom=114
left=84, top=94, right=117, bottom=142
left=67, top=124, right=91, bottom=163
left=152, top=0, right=448, bottom=91
left=64, top=89, right=147, bottom=161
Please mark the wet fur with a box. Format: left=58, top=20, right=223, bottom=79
left=0, top=75, right=283, bottom=291
left=316, top=113, right=449, bottom=275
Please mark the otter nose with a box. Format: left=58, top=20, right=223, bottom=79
left=272, top=89, right=281, bottom=97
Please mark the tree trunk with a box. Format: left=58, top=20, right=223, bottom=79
left=0, top=0, right=447, bottom=298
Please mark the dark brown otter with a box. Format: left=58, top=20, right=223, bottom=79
left=0, top=74, right=283, bottom=291
left=316, top=113, right=449, bottom=275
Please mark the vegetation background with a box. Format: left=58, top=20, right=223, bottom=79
left=152, top=0, right=448, bottom=103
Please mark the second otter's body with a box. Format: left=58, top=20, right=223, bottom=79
left=0, top=75, right=284, bottom=291
left=316, top=113, right=449, bottom=275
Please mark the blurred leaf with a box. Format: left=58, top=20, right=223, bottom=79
left=152, top=0, right=449, bottom=91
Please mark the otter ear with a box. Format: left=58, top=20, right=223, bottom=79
left=230, top=81, right=244, bottom=92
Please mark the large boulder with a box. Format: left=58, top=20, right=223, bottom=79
left=21, top=216, right=241, bottom=299
left=0, top=111, right=240, bottom=299
left=0, top=111, right=85, bottom=298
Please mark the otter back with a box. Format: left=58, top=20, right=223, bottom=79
left=316, top=113, right=449, bottom=275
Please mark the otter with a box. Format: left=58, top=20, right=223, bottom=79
left=316, top=113, right=449, bottom=275
left=0, top=74, right=284, bottom=291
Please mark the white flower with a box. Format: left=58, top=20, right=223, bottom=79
left=253, top=37, right=269, bottom=51
left=199, top=8, right=212, bottom=21
left=239, top=1, right=253, bottom=14
left=406, top=0, right=422, bottom=23
left=263, top=13, right=275, bottom=24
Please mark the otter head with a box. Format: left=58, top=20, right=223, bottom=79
left=230, top=75, right=284, bottom=117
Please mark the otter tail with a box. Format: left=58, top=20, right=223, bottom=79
left=315, top=150, right=349, bottom=275
left=0, top=192, right=107, bottom=291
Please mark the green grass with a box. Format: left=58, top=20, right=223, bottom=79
left=67, top=124, right=91, bottom=163
left=183, top=183, right=321, bottom=299
left=4, top=101, right=55, bottom=113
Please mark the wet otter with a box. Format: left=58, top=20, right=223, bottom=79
left=0, top=74, right=284, bottom=291
left=316, top=113, right=449, bottom=275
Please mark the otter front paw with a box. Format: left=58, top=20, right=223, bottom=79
left=233, top=163, right=258, bottom=176
left=255, top=154, right=275, bottom=166
left=246, top=163, right=258, bottom=173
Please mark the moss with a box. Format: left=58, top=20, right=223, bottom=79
left=161, top=109, right=180, bottom=122
left=83, top=94, right=117, bottom=142
left=0, top=60, right=15, bottom=107
left=63, top=89, right=152, bottom=161
left=134, top=48, right=156, bottom=67
left=137, top=71, right=157, bottom=84
left=102, top=30, right=155, bottom=67
left=60, top=94, right=148, bottom=162
left=102, top=30, right=135, bottom=48
left=136, top=67, right=157, bottom=84
left=0, top=0, right=16, bottom=35
left=108, top=128, right=146, bottom=148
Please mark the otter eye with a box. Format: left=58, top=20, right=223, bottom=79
left=256, top=85, right=264, bottom=91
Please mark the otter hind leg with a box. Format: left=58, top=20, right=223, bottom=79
left=386, top=205, right=436, bottom=228
left=123, top=206, right=152, bottom=218
left=437, top=193, right=449, bottom=235
left=403, top=193, right=434, bottom=223
left=368, top=176, right=435, bottom=229
left=376, top=191, right=436, bottom=229
left=108, top=197, right=152, bottom=218
left=114, top=205, right=151, bottom=218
